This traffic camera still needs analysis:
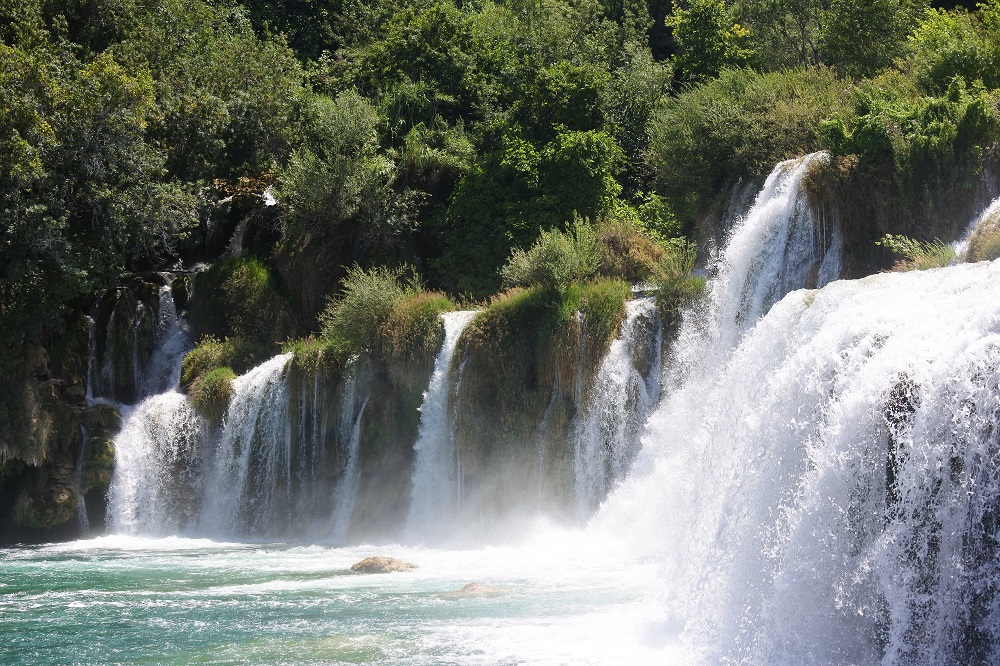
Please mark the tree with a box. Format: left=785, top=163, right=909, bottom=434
left=822, top=0, right=929, bottom=77
left=666, top=0, right=755, bottom=81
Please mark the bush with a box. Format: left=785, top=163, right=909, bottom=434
left=905, top=5, right=1000, bottom=94
left=594, top=211, right=670, bottom=282
left=190, top=257, right=296, bottom=345
left=653, top=239, right=707, bottom=322
left=579, top=279, right=631, bottom=349
left=966, top=210, right=1000, bottom=262
left=382, top=292, right=455, bottom=360
left=319, top=264, right=418, bottom=353
left=877, top=234, right=956, bottom=270
left=501, top=218, right=600, bottom=293
left=180, top=336, right=263, bottom=388
left=188, top=366, right=236, bottom=422
left=647, top=66, right=850, bottom=225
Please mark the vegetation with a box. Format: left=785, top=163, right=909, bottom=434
left=966, top=211, right=1000, bottom=262
left=188, top=367, right=237, bottom=422
left=877, top=234, right=956, bottom=271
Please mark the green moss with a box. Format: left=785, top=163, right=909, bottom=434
left=84, top=437, right=115, bottom=492
left=284, top=336, right=348, bottom=375
left=189, top=367, right=237, bottom=422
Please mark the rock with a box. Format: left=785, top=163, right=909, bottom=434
left=440, top=582, right=508, bottom=599
left=349, top=556, right=417, bottom=573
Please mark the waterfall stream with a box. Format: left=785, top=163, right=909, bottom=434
left=574, top=297, right=662, bottom=517
left=405, top=310, right=479, bottom=542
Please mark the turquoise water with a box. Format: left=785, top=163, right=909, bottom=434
left=0, top=534, right=673, bottom=665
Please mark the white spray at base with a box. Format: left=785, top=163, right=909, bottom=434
left=405, top=310, right=479, bottom=542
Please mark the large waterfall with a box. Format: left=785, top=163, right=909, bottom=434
left=52, top=151, right=1000, bottom=663
left=592, top=165, right=1000, bottom=662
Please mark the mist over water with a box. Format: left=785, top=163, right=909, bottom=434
left=15, top=154, right=1000, bottom=664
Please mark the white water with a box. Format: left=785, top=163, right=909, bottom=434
left=588, top=154, right=1000, bottom=662
left=330, top=362, right=371, bottom=542
left=106, top=392, right=205, bottom=535
left=202, top=353, right=294, bottom=536
left=138, top=283, right=192, bottom=399
left=574, top=297, right=662, bottom=516
left=405, top=311, right=479, bottom=542
left=672, top=152, right=841, bottom=389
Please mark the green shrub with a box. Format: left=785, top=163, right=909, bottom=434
left=594, top=211, right=670, bottom=282
left=647, top=66, right=850, bottom=225
left=319, top=265, right=418, bottom=353
left=283, top=336, right=348, bottom=374
left=500, top=218, right=600, bottom=293
left=579, top=279, right=631, bottom=349
left=180, top=336, right=263, bottom=387
left=905, top=5, right=1000, bottom=94
left=382, top=292, right=455, bottom=360
left=189, top=367, right=236, bottom=422
left=653, top=239, right=707, bottom=322
left=966, top=213, right=1000, bottom=262
left=190, top=257, right=296, bottom=345
left=877, top=234, right=956, bottom=270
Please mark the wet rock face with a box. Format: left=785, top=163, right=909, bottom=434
left=349, top=556, right=417, bottom=573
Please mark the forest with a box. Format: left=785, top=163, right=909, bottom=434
left=3, top=0, right=1000, bottom=525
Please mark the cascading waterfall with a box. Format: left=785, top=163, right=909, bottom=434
left=574, top=297, right=662, bottom=517
left=405, top=310, right=479, bottom=542
left=598, top=261, right=1000, bottom=664
left=201, top=353, right=294, bottom=536
left=589, top=153, right=1000, bottom=663
left=670, top=152, right=841, bottom=391
left=74, top=426, right=90, bottom=533
left=138, top=283, right=191, bottom=399
left=106, top=392, right=205, bottom=535
left=329, top=363, right=371, bottom=542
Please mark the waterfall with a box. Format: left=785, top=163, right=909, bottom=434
left=405, top=310, right=479, bottom=542
left=139, top=284, right=191, bottom=399
left=106, top=392, right=205, bottom=535
left=574, top=297, right=662, bottom=517
left=85, top=309, right=98, bottom=404
left=592, top=153, right=1000, bottom=663
left=201, top=353, right=293, bottom=537
left=672, top=152, right=840, bottom=386
left=74, top=426, right=90, bottom=534
left=98, top=304, right=117, bottom=401
left=329, top=363, right=371, bottom=543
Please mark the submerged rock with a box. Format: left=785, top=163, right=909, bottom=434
left=349, top=556, right=416, bottom=573
left=440, top=581, right=508, bottom=599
